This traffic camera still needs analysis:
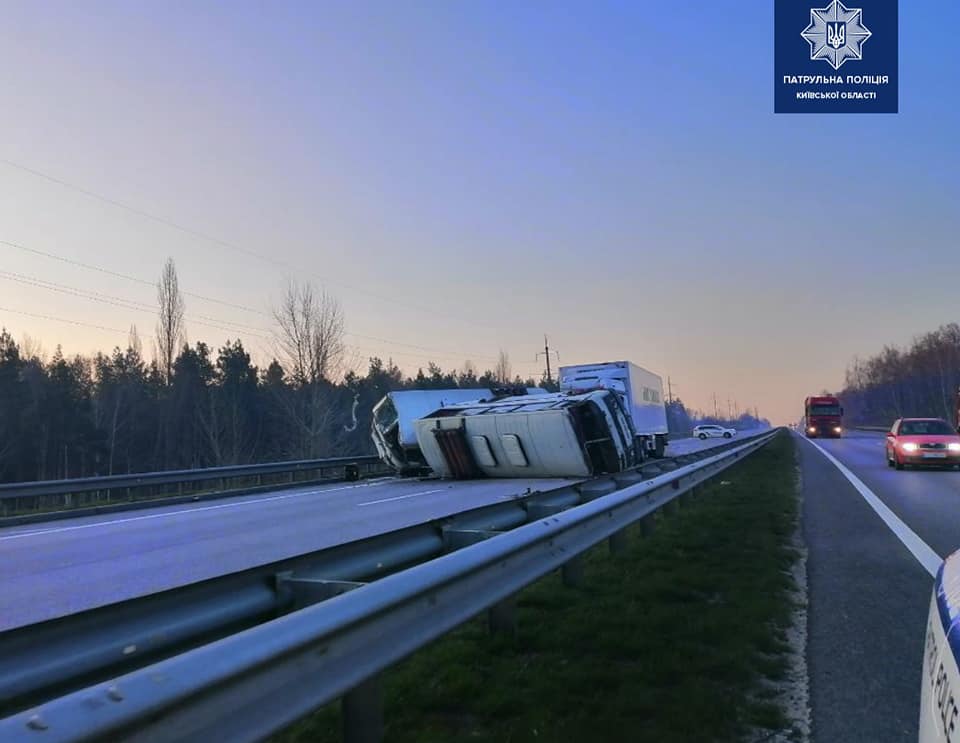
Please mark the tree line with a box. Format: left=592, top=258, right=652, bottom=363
left=0, top=259, right=767, bottom=483
left=837, top=323, right=960, bottom=427
left=0, top=258, right=558, bottom=482
left=0, top=327, right=558, bottom=483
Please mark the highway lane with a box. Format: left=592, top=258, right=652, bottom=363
left=668, top=428, right=763, bottom=456
left=813, top=431, right=960, bottom=559
left=0, top=431, right=761, bottom=632
left=797, top=430, right=959, bottom=742
left=0, top=476, right=577, bottom=632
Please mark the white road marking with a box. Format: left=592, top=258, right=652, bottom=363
left=357, top=488, right=445, bottom=506
left=0, top=481, right=387, bottom=542
left=802, top=437, right=942, bottom=577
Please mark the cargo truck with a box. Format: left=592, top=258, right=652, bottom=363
left=804, top=395, right=843, bottom=438
left=558, top=361, right=669, bottom=458
left=414, top=389, right=639, bottom=479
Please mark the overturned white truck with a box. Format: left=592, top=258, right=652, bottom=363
left=413, top=389, right=640, bottom=479
left=370, top=361, right=667, bottom=479
left=371, top=387, right=546, bottom=474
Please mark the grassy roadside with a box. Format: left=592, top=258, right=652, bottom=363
left=277, top=432, right=800, bottom=743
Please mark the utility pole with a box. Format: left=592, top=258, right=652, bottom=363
left=667, top=376, right=675, bottom=404
left=535, top=335, right=559, bottom=386
left=713, top=393, right=719, bottom=419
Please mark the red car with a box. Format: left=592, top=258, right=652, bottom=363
left=885, top=418, right=960, bottom=470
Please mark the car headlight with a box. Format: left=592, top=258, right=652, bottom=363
left=833, top=427, right=842, bottom=433
left=901, top=442, right=919, bottom=452
left=949, top=443, right=960, bottom=452
left=808, top=427, right=816, bottom=433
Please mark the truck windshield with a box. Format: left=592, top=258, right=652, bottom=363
left=373, top=398, right=398, bottom=431
left=809, top=405, right=840, bottom=416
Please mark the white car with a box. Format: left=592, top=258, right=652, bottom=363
left=693, top=424, right=736, bottom=440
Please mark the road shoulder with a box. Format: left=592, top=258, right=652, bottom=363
left=798, top=435, right=932, bottom=742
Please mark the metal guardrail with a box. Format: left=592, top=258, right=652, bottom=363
left=0, top=429, right=780, bottom=742
left=0, top=455, right=386, bottom=518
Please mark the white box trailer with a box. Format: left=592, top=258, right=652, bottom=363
left=558, top=361, right=669, bottom=458
left=414, top=390, right=639, bottom=479
left=371, top=387, right=546, bottom=474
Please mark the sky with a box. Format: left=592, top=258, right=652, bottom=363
left=0, top=1, right=957, bottom=424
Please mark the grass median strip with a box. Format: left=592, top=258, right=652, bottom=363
left=277, top=432, right=801, bottom=743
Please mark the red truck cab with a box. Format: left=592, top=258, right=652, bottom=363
left=805, top=395, right=843, bottom=438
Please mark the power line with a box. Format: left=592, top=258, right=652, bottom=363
left=0, top=303, right=538, bottom=373
left=0, top=305, right=150, bottom=339
left=341, top=330, right=500, bottom=363
left=0, top=271, right=273, bottom=340
left=0, top=301, right=504, bottom=368
left=0, top=238, right=268, bottom=316
left=0, top=237, right=507, bottom=363
left=0, top=157, right=505, bottom=331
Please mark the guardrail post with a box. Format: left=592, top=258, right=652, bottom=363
left=608, top=529, right=629, bottom=555
left=664, top=488, right=681, bottom=516
left=562, top=556, right=585, bottom=587
left=488, top=595, right=517, bottom=636
left=441, top=528, right=518, bottom=634
left=342, top=675, right=383, bottom=743
left=277, top=575, right=366, bottom=609
left=638, top=514, right=655, bottom=537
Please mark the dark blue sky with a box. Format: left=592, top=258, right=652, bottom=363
left=0, top=1, right=956, bottom=422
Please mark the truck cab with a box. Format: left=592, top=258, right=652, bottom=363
left=804, top=395, right=843, bottom=438
left=558, top=361, right=669, bottom=458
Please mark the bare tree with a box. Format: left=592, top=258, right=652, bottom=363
left=156, top=258, right=185, bottom=384
left=270, top=281, right=349, bottom=458
left=494, top=350, right=511, bottom=384
left=128, top=325, right=143, bottom=357
left=272, top=280, right=345, bottom=384
left=19, top=333, right=46, bottom=363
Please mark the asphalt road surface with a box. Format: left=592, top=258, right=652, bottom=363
left=0, top=430, right=763, bottom=632
left=798, top=429, right=959, bottom=742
